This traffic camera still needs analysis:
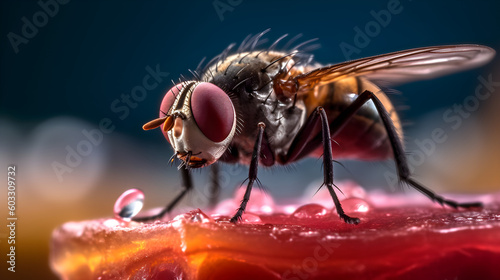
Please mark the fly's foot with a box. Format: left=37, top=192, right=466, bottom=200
left=340, top=214, right=360, bottom=225
left=230, top=208, right=244, bottom=223
left=458, top=202, right=483, bottom=209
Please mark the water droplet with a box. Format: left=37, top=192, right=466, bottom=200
left=114, top=189, right=144, bottom=222
left=298, top=230, right=320, bottom=237
left=241, top=213, right=263, bottom=224
left=302, top=180, right=367, bottom=207
left=281, top=205, right=298, bottom=215
left=233, top=187, right=275, bottom=214
left=341, top=198, right=371, bottom=213
left=190, top=210, right=213, bottom=223
left=213, top=199, right=238, bottom=215
left=292, top=204, right=328, bottom=219
left=103, top=219, right=120, bottom=228
left=337, top=180, right=367, bottom=199
left=270, top=226, right=294, bottom=242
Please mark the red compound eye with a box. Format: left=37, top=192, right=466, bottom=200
left=159, top=83, right=183, bottom=118
left=160, top=83, right=183, bottom=143
left=191, top=82, right=234, bottom=142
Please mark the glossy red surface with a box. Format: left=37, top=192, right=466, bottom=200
left=50, top=185, right=500, bottom=280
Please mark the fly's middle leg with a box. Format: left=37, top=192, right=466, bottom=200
left=318, top=107, right=361, bottom=224
left=283, top=107, right=361, bottom=224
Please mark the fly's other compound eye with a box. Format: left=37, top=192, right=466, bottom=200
left=191, top=82, right=235, bottom=143
left=160, top=83, right=183, bottom=117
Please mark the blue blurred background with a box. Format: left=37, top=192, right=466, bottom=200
left=1, top=0, right=500, bottom=278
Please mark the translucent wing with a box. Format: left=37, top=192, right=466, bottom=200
left=293, top=45, right=495, bottom=90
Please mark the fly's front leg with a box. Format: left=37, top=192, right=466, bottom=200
left=230, top=122, right=266, bottom=223
left=133, top=166, right=193, bottom=222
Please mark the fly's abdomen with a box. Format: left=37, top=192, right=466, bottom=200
left=303, top=77, right=402, bottom=160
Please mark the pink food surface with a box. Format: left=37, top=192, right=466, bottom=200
left=50, top=183, right=500, bottom=280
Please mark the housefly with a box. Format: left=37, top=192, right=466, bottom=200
left=137, top=30, right=495, bottom=224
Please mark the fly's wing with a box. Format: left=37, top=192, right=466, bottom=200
left=292, top=45, right=495, bottom=92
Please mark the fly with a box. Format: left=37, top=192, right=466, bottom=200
left=137, top=30, right=495, bottom=224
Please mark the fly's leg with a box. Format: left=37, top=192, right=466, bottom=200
left=318, top=107, right=361, bottom=224
left=340, top=90, right=482, bottom=209
left=133, top=166, right=193, bottom=222
left=357, top=90, right=483, bottom=209
left=283, top=107, right=360, bottom=224
left=230, top=122, right=266, bottom=223
left=208, top=163, right=221, bottom=208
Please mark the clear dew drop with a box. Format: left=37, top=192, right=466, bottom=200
left=292, top=204, right=328, bottom=219
left=241, top=213, right=263, bottom=224
left=114, top=189, right=144, bottom=222
left=341, top=198, right=371, bottom=213
left=190, top=211, right=213, bottom=223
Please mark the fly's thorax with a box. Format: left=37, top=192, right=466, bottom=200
left=202, top=51, right=298, bottom=103
left=160, top=81, right=237, bottom=168
left=197, top=51, right=308, bottom=165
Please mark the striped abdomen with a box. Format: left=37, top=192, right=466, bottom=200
left=301, top=77, right=402, bottom=160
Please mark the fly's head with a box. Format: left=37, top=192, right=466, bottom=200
left=143, top=81, right=236, bottom=168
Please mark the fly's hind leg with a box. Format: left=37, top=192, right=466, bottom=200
left=133, top=166, right=193, bottom=222
left=343, top=90, right=483, bottom=209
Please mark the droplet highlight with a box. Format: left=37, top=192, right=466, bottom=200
left=114, top=189, right=144, bottom=222
left=341, top=198, right=371, bottom=213
left=292, top=204, right=328, bottom=219
left=241, top=213, right=263, bottom=224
